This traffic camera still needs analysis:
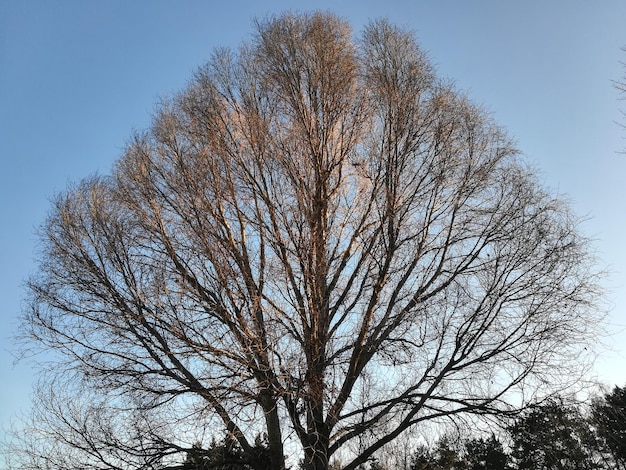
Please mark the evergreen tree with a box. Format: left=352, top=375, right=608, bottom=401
left=591, top=385, right=626, bottom=469
left=508, top=400, right=598, bottom=469
left=464, top=435, right=509, bottom=470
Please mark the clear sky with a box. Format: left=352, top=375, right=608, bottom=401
left=2, top=0, right=626, bottom=440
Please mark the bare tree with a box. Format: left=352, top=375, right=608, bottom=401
left=8, top=12, right=604, bottom=470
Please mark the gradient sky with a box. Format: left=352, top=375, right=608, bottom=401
left=2, top=0, right=626, bottom=440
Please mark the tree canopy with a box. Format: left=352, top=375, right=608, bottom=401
left=9, top=12, right=603, bottom=470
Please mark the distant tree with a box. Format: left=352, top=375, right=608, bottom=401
left=408, top=437, right=465, bottom=470
left=183, top=434, right=271, bottom=470
left=410, top=445, right=436, bottom=470
left=434, top=436, right=466, bottom=470
left=508, top=399, right=599, bottom=469
left=9, top=11, right=604, bottom=470
left=464, top=435, right=509, bottom=470
left=432, top=437, right=465, bottom=470
left=372, top=432, right=416, bottom=470
left=590, top=385, right=626, bottom=468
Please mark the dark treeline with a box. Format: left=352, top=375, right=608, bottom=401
left=183, top=385, right=626, bottom=470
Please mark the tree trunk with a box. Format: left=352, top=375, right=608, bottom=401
left=303, top=427, right=330, bottom=470
left=260, top=393, right=286, bottom=470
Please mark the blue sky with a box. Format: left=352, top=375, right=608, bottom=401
left=1, top=0, right=626, bottom=437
